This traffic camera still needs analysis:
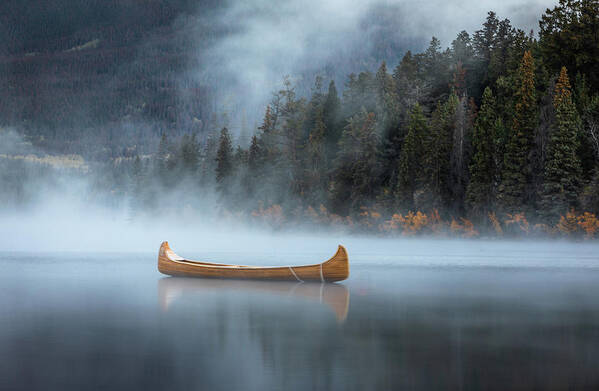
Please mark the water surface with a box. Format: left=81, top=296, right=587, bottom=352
left=1, top=240, right=599, bottom=390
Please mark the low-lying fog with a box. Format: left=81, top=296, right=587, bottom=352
left=3, top=193, right=599, bottom=270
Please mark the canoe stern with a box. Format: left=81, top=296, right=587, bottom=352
left=322, top=245, right=350, bottom=282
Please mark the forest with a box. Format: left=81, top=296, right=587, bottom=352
left=2, top=0, right=599, bottom=238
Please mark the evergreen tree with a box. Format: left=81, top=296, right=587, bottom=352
left=242, top=134, right=263, bottom=200
left=540, top=67, right=582, bottom=221
left=466, top=87, right=499, bottom=215
left=473, top=11, right=499, bottom=63
left=332, top=110, right=380, bottom=214
left=248, top=135, right=263, bottom=174
left=421, top=94, right=459, bottom=210
left=305, top=108, right=328, bottom=205
left=215, top=127, right=233, bottom=196
left=396, top=104, right=427, bottom=210
left=375, top=61, right=399, bottom=132
left=498, top=50, right=537, bottom=213
left=581, top=166, right=599, bottom=214
left=323, top=80, right=341, bottom=161
left=449, top=93, right=473, bottom=212
left=539, top=0, right=599, bottom=91
left=180, top=133, right=199, bottom=174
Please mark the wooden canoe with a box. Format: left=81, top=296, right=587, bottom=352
left=157, top=241, right=349, bottom=282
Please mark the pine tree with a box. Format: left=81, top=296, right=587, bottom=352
left=421, top=93, right=459, bottom=210
left=466, top=87, right=499, bottom=215
left=581, top=166, right=599, bottom=214
left=396, top=104, right=427, bottom=210
left=498, top=50, right=537, bottom=213
left=539, top=0, right=599, bottom=92
left=375, top=61, right=399, bottom=132
left=248, top=135, right=262, bottom=174
left=215, top=127, right=233, bottom=196
left=305, top=108, right=328, bottom=204
left=540, top=67, right=582, bottom=221
left=180, top=133, right=199, bottom=174
left=257, top=105, right=276, bottom=153
left=332, top=110, right=380, bottom=214
left=240, top=134, right=263, bottom=200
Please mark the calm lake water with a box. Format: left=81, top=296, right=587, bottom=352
left=1, top=239, right=599, bottom=390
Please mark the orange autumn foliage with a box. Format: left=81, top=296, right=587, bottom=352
left=577, top=212, right=599, bottom=238
left=556, top=210, right=579, bottom=236
left=450, top=218, right=479, bottom=238
left=488, top=212, right=503, bottom=236
left=246, top=203, right=599, bottom=240
left=398, top=211, right=429, bottom=235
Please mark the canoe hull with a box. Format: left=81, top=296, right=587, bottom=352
left=157, top=242, right=349, bottom=282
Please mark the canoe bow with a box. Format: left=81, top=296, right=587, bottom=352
left=158, top=241, right=349, bottom=282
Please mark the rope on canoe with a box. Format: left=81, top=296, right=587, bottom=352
left=289, top=266, right=303, bottom=282
left=319, top=264, right=324, bottom=282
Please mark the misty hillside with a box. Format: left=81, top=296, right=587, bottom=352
left=0, top=0, right=417, bottom=157
left=0, top=0, right=220, bottom=157
left=0, top=0, right=548, bottom=158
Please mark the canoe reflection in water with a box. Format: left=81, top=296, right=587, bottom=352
left=158, top=277, right=350, bottom=323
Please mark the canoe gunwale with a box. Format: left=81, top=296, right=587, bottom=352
left=161, top=241, right=345, bottom=270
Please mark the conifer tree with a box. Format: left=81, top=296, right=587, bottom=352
left=466, top=87, right=499, bottom=215
left=332, top=110, right=380, bottom=213
left=215, top=127, right=233, bottom=196
left=375, top=61, right=399, bottom=131
left=248, top=135, right=262, bottom=174
left=180, top=133, right=199, bottom=174
left=323, top=80, right=341, bottom=162
left=305, top=108, right=328, bottom=204
left=421, top=93, right=459, bottom=210
left=540, top=67, right=582, bottom=221
left=396, top=104, right=427, bottom=210
left=498, top=50, right=537, bottom=212
left=241, top=134, right=263, bottom=200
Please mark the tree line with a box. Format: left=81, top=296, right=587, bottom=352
left=127, top=1, right=598, bottom=232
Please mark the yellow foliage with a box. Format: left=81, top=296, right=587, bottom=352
left=428, top=209, right=445, bottom=234
left=460, top=218, right=479, bottom=238
left=251, top=204, right=599, bottom=240
left=450, top=219, right=462, bottom=234
left=556, top=209, right=579, bottom=236
left=449, top=218, right=479, bottom=238
left=398, top=211, right=429, bottom=235
left=380, top=213, right=402, bottom=233
left=357, top=206, right=382, bottom=228
left=488, top=212, right=503, bottom=236
left=577, top=212, right=599, bottom=239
